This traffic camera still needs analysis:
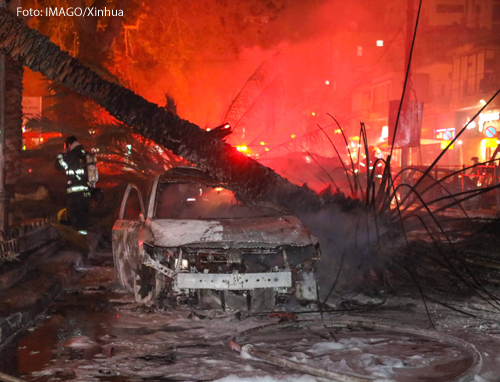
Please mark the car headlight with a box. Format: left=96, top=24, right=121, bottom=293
left=174, top=258, right=189, bottom=270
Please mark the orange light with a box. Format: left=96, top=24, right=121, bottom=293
left=265, top=148, right=269, bottom=151
left=236, top=145, right=248, bottom=152
left=311, top=112, right=316, bottom=116
left=291, top=134, right=296, bottom=139
left=260, top=141, right=265, bottom=145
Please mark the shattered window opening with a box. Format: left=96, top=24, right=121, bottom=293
left=123, top=188, right=142, bottom=221
left=155, top=182, right=284, bottom=219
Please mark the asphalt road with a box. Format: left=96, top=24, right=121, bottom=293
left=1, top=251, right=500, bottom=382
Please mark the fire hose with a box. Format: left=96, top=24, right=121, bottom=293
left=230, top=318, right=482, bottom=382
left=0, top=371, right=26, bottom=382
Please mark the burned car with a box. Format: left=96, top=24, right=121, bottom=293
left=112, top=167, right=320, bottom=311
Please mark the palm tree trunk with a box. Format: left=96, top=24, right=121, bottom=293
left=0, top=9, right=333, bottom=214
left=4, top=55, right=23, bottom=187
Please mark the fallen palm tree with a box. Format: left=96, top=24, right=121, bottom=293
left=0, top=8, right=335, bottom=216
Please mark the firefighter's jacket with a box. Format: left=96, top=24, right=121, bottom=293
left=55, top=144, right=91, bottom=197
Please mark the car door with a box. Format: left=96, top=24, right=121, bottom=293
left=112, top=184, right=145, bottom=292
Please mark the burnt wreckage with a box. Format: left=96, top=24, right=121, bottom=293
left=113, top=167, right=320, bottom=310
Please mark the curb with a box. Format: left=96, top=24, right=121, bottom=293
left=0, top=279, right=62, bottom=346
left=0, top=239, right=76, bottom=347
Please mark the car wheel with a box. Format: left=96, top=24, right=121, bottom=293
left=133, top=264, right=164, bottom=304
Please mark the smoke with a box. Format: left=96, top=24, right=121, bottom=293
left=131, top=0, right=404, bottom=143
left=298, top=201, right=401, bottom=301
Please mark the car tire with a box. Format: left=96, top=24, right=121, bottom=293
left=133, top=264, right=164, bottom=304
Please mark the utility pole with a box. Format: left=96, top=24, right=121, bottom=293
left=401, top=0, right=415, bottom=174
left=0, top=0, right=7, bottom=239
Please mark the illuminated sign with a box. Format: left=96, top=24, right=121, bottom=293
left=466, top=120, right=476, bottom=129
left=435, top=128, right=455, bottom=140
left=441, top=141, right=453, bottom=150
left=484, top=126, right=497, bottom=138
left=482, top=138, right=497, bottom=148
left=478, top=112, right=500, bottom=132
left=22, top=97, right=42, bottom=119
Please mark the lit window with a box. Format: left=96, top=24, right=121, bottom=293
left=357, top=46, right=363, bottom=56
left=376, top=40, right=384, bottom=47
left=381, top=125, right=389, bottom=139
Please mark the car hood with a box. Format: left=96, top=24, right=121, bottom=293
left=147, top=216, right=317, bottom=248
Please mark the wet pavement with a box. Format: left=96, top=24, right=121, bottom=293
left=0, top=263, right=118, bottom=380
left=1, top=253, right=500, bottom=381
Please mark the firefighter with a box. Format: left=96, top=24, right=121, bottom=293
left=55, top=136, right=92, bottom=235
left=470, top=157, right=482, bottom=186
